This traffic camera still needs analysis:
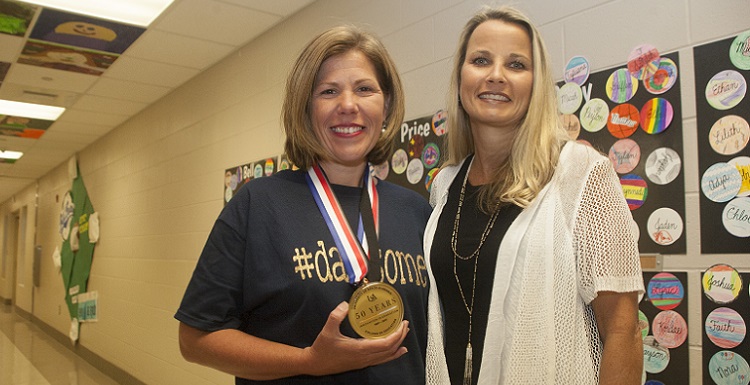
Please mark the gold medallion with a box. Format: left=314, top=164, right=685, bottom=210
left=348, top=281, right=404, bottom=339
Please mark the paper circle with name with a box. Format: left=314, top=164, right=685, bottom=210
left=730, top=30, right=750, bottom=70
left=606, top=68, right=638, bottom=103
left=647, top=207, right=683, bottom=246
left=253, top=163, right=263, bottom=178
left=648, top=272, right=684, bottom=310
left=432, top=109, right=447, bottom=136
left=701, top=162, right=742, bottom=203
left=579, top=98, right=609, bottom=132
left=644, top=57, right=678, bottom=95
left=706, top=70, right=747, bottom=111
left=723, top=197, right=750, bottom=237
left=706, top=307, right=746, bottom=349
left=406, top=158, right=423, bottom=185
left=425, top=168, right=439, bottom=193
left=645, top=147, right=681, bottom=185
left=562, top=114, right=580, bottom=140
left=703, top=264, right=743, bottom=304
left=609, top=138, right=641, bottom=174
left=620, top=174, right=648, bottom=210
left=643, top=335, right=670, bottom=374
left=372, top=162, right=389, bottom=180
left=708, top=351, right=750, bottom=385
left=627, top=44, right=660, bottom=80
left=264, top=159, right=275, bottom=176
left=640, top=98, right=673, bottom=134
left=639, top=310, right=650, bottom=338
left=607, top=103, right=640, bottom=138
left=729, top=156, right=750, bottom=197
left=653, top=310, right=688, bottom=348
left=564, top=55, right=590, bottom=85
left=558, top=82, right=583, bottom=114
left=391, top=149, right=408, bottom=174
left=710, top=115, right=750, bottom=155
left=422, top=142, right=440, bottom=169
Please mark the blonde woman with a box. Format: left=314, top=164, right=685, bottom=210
left=424, top=6, right=644, bottom=385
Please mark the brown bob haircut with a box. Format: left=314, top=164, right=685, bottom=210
left=282, top=25, right=405, bottom=170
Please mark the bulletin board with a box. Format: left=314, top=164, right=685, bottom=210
left=223, top=156, right=281, bottom=205
left=701, top=265, right=750, bottom=384
left=641, top=271, right=690, bottom=384
left=693, top=31, right=750, bottom=254
left=558, top=51, right=686, bottom=254
left=382, top=110, right=447, bottom=200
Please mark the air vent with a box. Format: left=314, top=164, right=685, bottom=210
left=22, top=90, right=58, bottom=103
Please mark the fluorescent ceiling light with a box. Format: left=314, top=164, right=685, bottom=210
left=0, top=150, right=23, bottom=160
left=0, top=100, right=65, bottom=120
left=20, top=0, right=175, bottom=27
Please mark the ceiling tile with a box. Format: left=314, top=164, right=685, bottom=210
left=0, top=82, right=80, bottom=107
left=0, top=34, right=24, bottom=62
left=125, top=29, right=236, bottom=70
left=47, top=120, right=114, bottom=136
left=86, top=77, right=172, bottom=103
left=104, top=56, right=200, bottom=87
left=0, top=135, right=37, bottom=151
left=5, top=63, right=98, bottom=93
left=222, top=0, right=316, bottom=16
left=57, top=109, right=128, bottom=127
left=72, top=94, right=148, bottom=116
left=155, top=0, right=282, bottom=46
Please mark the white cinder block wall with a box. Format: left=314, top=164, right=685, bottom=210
left=0, top=0, right=748, bottom=384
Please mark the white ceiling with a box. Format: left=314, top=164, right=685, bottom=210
left=0, top=0, right=316, bottom=204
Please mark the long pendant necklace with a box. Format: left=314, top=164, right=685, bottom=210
left=451, top=162, right=500, bottom=385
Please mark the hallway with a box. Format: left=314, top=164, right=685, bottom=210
left=0, top=304, right=121, bottom=385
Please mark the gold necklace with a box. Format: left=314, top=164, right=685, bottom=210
left=451, top=161, right=500, bottom=385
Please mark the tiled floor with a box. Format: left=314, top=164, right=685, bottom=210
left=0, top=304, right=121, bottom=385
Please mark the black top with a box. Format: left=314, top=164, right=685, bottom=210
left=430, top=158, right=522, bottom=385
left=176, top=169, right=432, bottom=385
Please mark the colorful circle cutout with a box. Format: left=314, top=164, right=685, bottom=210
left=703, top=264, right=743, bottom=304
left=652, top=310, right=688, bottom=348
left=723, top=197, right=750, bottom=238
left=606, top=68, right=638, bottom=103
left=645, top=147, right=681, bottom=185
left=620, top=174, right=648, bottom=210
left=644, top=57, right=678, bottom=95
left=708, top=351, right=750, bottom=385
left=643, top=335, right=670, bottom=374
left=647, top=207, right=683, bottom=246
left=627, top=44, right=660, bottom=80
left=706, top=70, right=747, bottom=111
left=607, top=103, right=640, bottom=138
left=564, top=55, right=590, bottom=85
left=640, top=98, right=673, bottom=134
left=706, top=307, right=746, bottom=349
left=579, top=98, right=609, bottom=132
left=647, top=272, right=684, bottom=310
left=558, top=82, right=583, bottom=114
left=730, top=30, right=750, bottom=70
left=701, top=162, right=742, bottom=203
left=709, top=115, right=750, bottom=156
left=609, top=138, right=641, bottom=174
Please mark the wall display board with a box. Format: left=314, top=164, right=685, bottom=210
left=693, top=31, right=750, bottom=254
left=701, top=264, right=750, bottom=385
left=640, top=271, right=690, bottom=384
left=223, top=156, right=279, bottom=205
left=557, top=52, right=686, bottom=254
left=58, top=161, right=97, bottom=342
left=382, top=110, right=447, bottom=200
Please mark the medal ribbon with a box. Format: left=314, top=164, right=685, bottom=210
left=306, top=164, right=379, bottom=285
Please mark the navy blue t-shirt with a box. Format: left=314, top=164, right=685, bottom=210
left=176, top=169, right=432, bottom=385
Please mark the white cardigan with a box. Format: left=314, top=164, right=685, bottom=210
left=424, top=141, right=644, bottom=385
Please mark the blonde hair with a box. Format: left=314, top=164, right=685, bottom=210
left=282, top=25, right=405, bottom=170
left=445, top=6, right=568, bottom=210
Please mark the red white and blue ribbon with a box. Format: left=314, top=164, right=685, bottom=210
left=306, top=164, right=379, bottom=284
